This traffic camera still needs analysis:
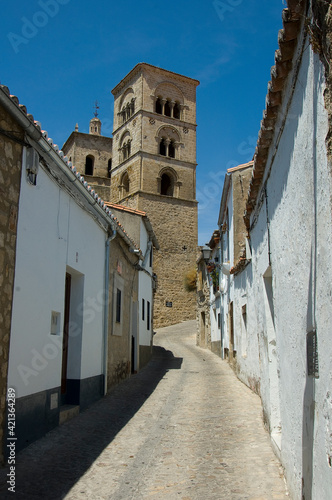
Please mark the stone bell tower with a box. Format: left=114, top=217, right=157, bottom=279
left=110, top=63, right=199, bottom=328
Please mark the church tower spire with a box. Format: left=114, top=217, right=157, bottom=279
left=89, top=100, right=101, bottom=135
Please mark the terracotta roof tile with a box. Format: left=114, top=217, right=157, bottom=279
left=104, top=202, right=147, bottom=217
left=227, top=161, right=254, bottom=173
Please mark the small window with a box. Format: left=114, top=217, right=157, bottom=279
left=147, top=301, right=150, bottom=331
left=142, top=298, right=145, bottom=321
left=168, top=140, right=175, bottom=158
left=160, top=173, right=173, bottom=196
left=122, top=172, right=129, bottom=194
left=159, top=139, right=166, bottom=156
left=164, top=100, right=171, bottom=117
left=173, top=102, right=180, bottom=119
left=116, top=289, right=121, bottom=323
left=85, top=155, right=94, bottom=176
left=108, top=159, right=112, bottom=179
left=156, top=97, right=162, bottom=114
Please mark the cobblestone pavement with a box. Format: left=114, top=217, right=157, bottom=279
left=0, top=320, right=289, bottom=499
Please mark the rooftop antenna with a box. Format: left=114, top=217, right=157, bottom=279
left=93, top=100, right=100, bottom=118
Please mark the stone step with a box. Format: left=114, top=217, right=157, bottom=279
left=59, top=405, right=80, bottom=425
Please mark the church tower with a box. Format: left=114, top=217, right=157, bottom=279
left=111, top=63, right=199, bottom=328
left=62, top=111, right=113, bottom=201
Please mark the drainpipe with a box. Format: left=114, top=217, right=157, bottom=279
left=142, top=240, right=152, bottom=267
left=103, top=226, right=117, bottom=395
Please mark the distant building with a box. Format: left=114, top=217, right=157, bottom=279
left=62, top=117, right=112, bottom=201
left=104, top=202, right=159, bottom=374
left=63, top=64, right=200, bottom=328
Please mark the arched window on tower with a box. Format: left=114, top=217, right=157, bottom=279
left=173, top=101, right=181, bottom=119
left=85, top=155, right=94, bottom=176
left=156, top=97, right=162, bottom=114
left=169, top=140, right=175, bottom=158
left=159, top=138, right=167, bottom=156
left=108, top=158, right=112, bottom=179
left=120, top=138, right=131, bottom=162
left=122, top=172, right=130, bottom=194
left=164, top=100, right=171, bottom=117
left=160, top=173, right=173, bottom=196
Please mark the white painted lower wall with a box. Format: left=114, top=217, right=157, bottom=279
left=8, top=153, right=107, bottom=400
left=138, top=270, right=153, bottom=347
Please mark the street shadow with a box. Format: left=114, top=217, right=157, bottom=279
left=0, top=346, right=183, bottom=499
left=302, top=252, right=316, bottom=500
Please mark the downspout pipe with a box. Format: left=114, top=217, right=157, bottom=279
left=142, top=241, right=152, bottom=268
left=103, top=226, right=117, bottom=395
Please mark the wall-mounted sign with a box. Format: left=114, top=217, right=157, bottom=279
left=166, top=301, right=172, bottom=308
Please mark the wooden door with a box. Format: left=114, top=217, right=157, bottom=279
left=61, top=273, right=71, bottom=394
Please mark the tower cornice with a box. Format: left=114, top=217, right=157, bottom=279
left=112, top=63, right=200, bottom=97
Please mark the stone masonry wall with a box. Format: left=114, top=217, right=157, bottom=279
left=0, top=104, right=23, bottom=464
left=107, top=235, right=138, bottom=390
left=108, top=64, right=199, bottom=329
left=62, top=132, right=113, bottom=178
left=232, top=167, right=253, bottom=263
left=139, top=193, right=197, bottom=328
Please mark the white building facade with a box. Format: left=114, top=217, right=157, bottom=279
left=1, top=84, right=156, bottom=454
left=216, top=2, right=332, bottom=498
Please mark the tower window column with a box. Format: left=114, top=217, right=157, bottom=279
left=120, top=139, right=132, bottom=162
left=164, top=138, right=171, bottom=157
left=161, top=98, right=167, bottom=115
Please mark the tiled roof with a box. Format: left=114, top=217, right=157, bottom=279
left=0, top=84, right=140, bottom=253
left=104, top=202, right=147, bottom=217
left=227, top=161, right=254, bottom=174
left=104, top=202, right=159, bottom=250
left=244, top=0, right=306, bottom=229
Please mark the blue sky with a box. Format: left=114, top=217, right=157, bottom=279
left=0, top=0, right=286, bottom=245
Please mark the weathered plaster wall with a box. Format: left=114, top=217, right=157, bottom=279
left=232, top=167, right=253, bottom=263
left=248, top=35, right=332, bottom=499
left=0, top=105, right=23, bottom=463
left=107, top=236, right=138, bottom=390
left=196, top=258, right=211, bottom=350
left=232, top=264, right=261, bottom=396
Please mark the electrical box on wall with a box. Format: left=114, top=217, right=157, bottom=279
left=26, top=147, right=39, bottom=185
left=51, top=311, right=60, bottom=335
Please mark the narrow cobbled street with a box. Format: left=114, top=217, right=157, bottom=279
left=0, top=321, right=288, bottom=499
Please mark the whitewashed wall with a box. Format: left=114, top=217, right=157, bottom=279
left=246, top=43, right=332, bottom=499
left=8, top=153, right=107, bottom=398
left=138, top=219, right=153, bottom=347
